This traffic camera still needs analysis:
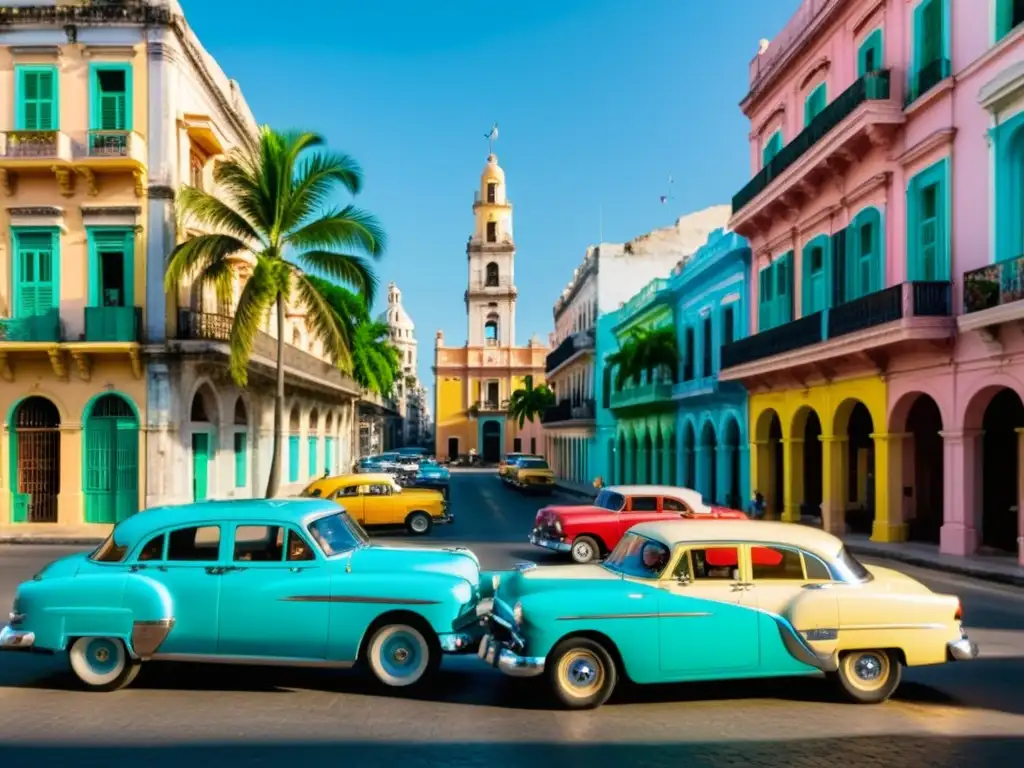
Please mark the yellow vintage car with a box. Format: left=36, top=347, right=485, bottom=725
left=300, top=473, right=451, bottom=535
left=498, top=453, right=529, bottom=479
left=508, top=456, right=555, bottom=494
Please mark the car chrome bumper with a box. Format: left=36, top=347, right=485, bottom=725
left=478, top=634, right=545, bottom=678
left=438, top=631, right=478, bottom=653
left=947, top=636, right=979, bottom=661
left=529, top=532, right=571, bottom=553
left=0, top=624, right=35, bottom=651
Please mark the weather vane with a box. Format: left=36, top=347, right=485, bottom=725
left=485, top=122, right=499, bottom=154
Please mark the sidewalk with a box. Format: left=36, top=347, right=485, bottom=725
left=554, top=480, right=1024, bottom=587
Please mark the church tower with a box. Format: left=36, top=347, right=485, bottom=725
left=466, top=153, right=517, bottom=347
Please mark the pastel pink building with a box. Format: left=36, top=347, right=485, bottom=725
left=717, top=0, right=1024, bottom=565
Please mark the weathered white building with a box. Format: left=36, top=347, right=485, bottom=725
left=543, top=204, right=731, bottom=485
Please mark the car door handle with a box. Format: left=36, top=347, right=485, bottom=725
left=730, top=582, right=753, bottom=592
left=205, top=566, right=225, bottom=575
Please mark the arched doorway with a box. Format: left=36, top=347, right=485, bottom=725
left=836, top=400, right=875, bottom=534
left=754, top=409, right=783, bottom=518
left=10, top=397, right=61, bottom=523
left=700, top=420, right=718, bottom=504
left=981, top=388, right=1024, bottom=552
left=308, top=408, right=320, bottom=480
left=904, top=395, right=944, bottom=543
left=190, top=385, right=219, bottom=501
left=723, top=417, right=742, bottom=509
left=794, top=406, right=822, bottom=520
left=682, top=420, right=696, bottom=488
left=482, top=420, right=501, bottom=463
left=84, top=394, right=139, bottom=523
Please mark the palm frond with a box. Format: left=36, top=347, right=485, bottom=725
left=176, top=186, right=264, bottom=246
left=164, top=233, right=248, bottom=291
left=293, top=272, right=354, bottom=371
left=287, top=206, right=386, bottom=258
left=228, top=259, right=279, bottom=386
left=295, top=250, right=378, bottom=297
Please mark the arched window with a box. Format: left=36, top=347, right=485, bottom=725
left=484, top=315, right=499, bottom=346
left=485, top=262, right=499, bottom=287
left=291, top=327, right=301, bottom=346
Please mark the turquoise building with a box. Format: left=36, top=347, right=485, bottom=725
left=595, top=228, right=752, bottom=506
left=669, top=229, right=751, bottom=508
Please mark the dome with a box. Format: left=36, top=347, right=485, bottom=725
left=377, top=281, right=415, bottom=330
left=480, top=153, right=505, bottom=185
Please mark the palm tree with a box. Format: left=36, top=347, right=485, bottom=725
left=608, top=326, right=679, bottom=389
left=165, top=127, right=385, bottom=498
left=606, top=335, right=641, bottom=389
left=304, top=276, right=401, bottom=397
left=507, top=375, right=556, bottom=428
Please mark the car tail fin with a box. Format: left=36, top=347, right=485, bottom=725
left=954, top=599, right=962, bottom=622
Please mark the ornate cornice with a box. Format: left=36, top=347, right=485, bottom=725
left=6, top=206, right=63, bottom=217
left=896, top=128, right=957, bottom=169
left=0, top=3, right=171, bottom=26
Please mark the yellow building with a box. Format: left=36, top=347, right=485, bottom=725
left=433, top=152, right=546, bottom=462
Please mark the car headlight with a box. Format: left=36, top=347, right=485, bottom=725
left=554, top=519, right=563, bottom=534
left=492, top=573, right=501, bottom=591
left=452, top=581, right=472, bottom=605
left=513, top=601, right=524, bottom=627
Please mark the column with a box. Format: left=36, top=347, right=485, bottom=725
left=819, top=435, right=848, bottom=536
left=750, top=439, right=772, bottom=515
left=781, top=438, right=803, bottom=523
left=870, top=433, right=908, bottom=543
left=715, top=442, right=733, bottom=508
left=1017, top=429, right=1024, bottom=567
left=738, top=442, right=750, bottom=505
left=939, top=430, right=982, bottom=556
left=58, top=424, right=84, bottom=525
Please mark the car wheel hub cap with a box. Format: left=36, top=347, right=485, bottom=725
left=574, top=543, right=591, bottom=559
left=855, top=655, right=882, bottom=681
left=568, top=659, right=596, bottom=687
left=393, top=648, right=410, bottom=663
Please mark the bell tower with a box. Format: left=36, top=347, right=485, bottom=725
left=466, top=153, right=517, bottom=348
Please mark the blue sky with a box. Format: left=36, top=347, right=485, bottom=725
left=180, top=0, right=799, bottom=396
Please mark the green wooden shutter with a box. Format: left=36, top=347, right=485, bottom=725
left=90, top=229, right=131, bottom=307
left=192, top=433, right=210, bottom=501
left=85, top=415, right=115, bottom=523
left=758, top=267, right=773, bottom=331
left=288, top=435, right=300, bottom=482
left=762, top=131, right=782, bottom=167
left=95, top=68, right=128, bottom=130
left=831, top=229, right=847, bottom=306
left=803, top=243, right=827, bottom=315
left=234, top=432, right=247, bottom=488
left=307, top=436, right=318, bottom=479
left=114, top=416, right=139, bottom=521
left=921, top=0, right=942, bottom=65
left=804, top=84, right=826, bottom=126
left=919, top=185, right=939, bottom=280
left=15, top=232, right=55, bottom=318
left=17, top=67, right=57, bottom=131
left=776, top=252, right=793, bottom=324
left=857, top=29, right=883, bottom=76
left=325, top=437, right=335, bottom=475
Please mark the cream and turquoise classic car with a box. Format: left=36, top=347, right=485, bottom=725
left=0, top=499, right=485, bottom=692
left=479, top=520, right=978, bottom=709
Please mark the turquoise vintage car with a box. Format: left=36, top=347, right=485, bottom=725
left=478, top=519, right=976, bottom=709
left=0, top=499, right=486, bottom=691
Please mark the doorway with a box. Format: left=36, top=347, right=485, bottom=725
left=482, top=421, right=501, bottom=463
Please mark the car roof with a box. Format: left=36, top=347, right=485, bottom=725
left=113, top=498, right=341, bottom=547
left=629, top=519, right=844, bottom=559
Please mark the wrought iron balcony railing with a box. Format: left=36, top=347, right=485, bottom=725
left=542, top=398, right=595, bottom=424
left=905, top=58, right=951, bottom=107
left=963, top=255, right=1024, bottom=314
left=609, top=382, right=674, bottom=410
left=546, top=328, right=595, bottom=372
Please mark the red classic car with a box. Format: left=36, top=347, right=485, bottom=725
left=529, top=484, right=748, bottom=563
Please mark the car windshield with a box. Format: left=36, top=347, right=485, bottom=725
left=594, top=489, right=626, bottom=512
left=603, top=533, right=670, bottom=579
left=519, top=458, right=548, bottom=469
left=90, top=534, right=128, bottom=563
left=835, top=546, right=873, bottom=582
left=308, top=512, right=369, bottom=556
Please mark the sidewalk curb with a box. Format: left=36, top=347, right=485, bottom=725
left=0, top=537, right=105, bottom=546
left=844, top=544, right=1024, bottom=588
left=554, top=482, right=1023, bottom=588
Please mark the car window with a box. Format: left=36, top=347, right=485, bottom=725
left=365, top=484, right=391, bottom=496
left=594, top=490, right=625, bottom=512
left=308, top=512, right=367, bottom=556
left=137, top=534, right=165, bottom=561
left=629, top=496, right=658, bottom=512
left=233, top=525, right=284, bottom=562
left=835, top=546, right=872, bottom=582
left=166, top=526, right=221, bottom=562
left=90, top=536, right=127, bottom=563
left=680, top=546, right=740, bottom=581
left=662, top=497, right=691, bottom=513
left=519, top=459, right=549, bottom=469
left=803, top=552, right=832, bottom=581
left=603, top=532, right=670, bottom=579
left=285, top=530, right=315, bottom=561
left=338, top=485, right=359, bottom=497
left=750, top=546, right=804, bottom=580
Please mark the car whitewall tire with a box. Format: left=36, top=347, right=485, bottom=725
left=366, top=624, right=437, bottom=688
left=570, top=536, right=599, bottom=564
left=835, top=649, right=901, bottom=703
left=68, top=637, right=140, bottom=692
left=406, top=511, right=432, bottom=535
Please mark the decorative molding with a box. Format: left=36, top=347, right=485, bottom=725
left=81, top=206, right=142, bottom=227
left=9, top=45, right=61, bottom=58
left=7, top=206, right=65, bottom=230
left=754, top=103, right=787, bottom=139
left=0, top=169, right=13, bottom=196
left=798, top=57, right=831, bottom=91
left=51, top=166, right=74, bottom=197
left=7, top=206, right=63, bottom=217
left=70, top=351, right=91, bottom=382
left=132, top=169, right=146, bottom=197
left=0, top=4, right=171, bottom=27
left=849, top=0, right=885, bottom=36
left=797, top=202, right=842, bottom=239
left=844, top=171, right=891, bottom=209
left=896, top=127, right=957, bottom=169
left=978, top=58, right=1024, bottom=113
left=0, top=352, right=10, bottom=382
left=75, top=168, right=98, bottom=196
left=81, top=45, right=136, bottom=59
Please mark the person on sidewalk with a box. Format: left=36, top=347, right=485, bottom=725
left=593, top=476, right=605, bottom=490
left=748, top=491, right=766, bottom=519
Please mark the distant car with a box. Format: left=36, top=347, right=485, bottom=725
left=498, top=453, right=531, bottom=479
left=0, top=499, right=486, bottom=692
left=358, top=453, right=401, bottom=473
left=479, top=520, right=979, bottom=710
left=301, top=472, right=451, bottom=534
left=530, top=485, right=747, bottom=564
left=412, top=460, right=451, bottom=498
left=507, top=457, right=555, bottom=495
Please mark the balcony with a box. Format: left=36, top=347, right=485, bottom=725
left=730, top=71, right=902, bottom=235
left=0, top=130, right=73, bottom=166
left=719, top=282, right=954, bottom=382
left=905, top=58, right=951, bottom=108
left=959, top=254, right=1024, bottom=341
left=0, top=310, right=61, bottom=343
left=469, top=399, right=508, bottom=417
left=542, top=398, right=596, bottom=426
left=546, top=328, right=595, bottom=374
left=609, top=382, right=674, bottom=412
left=77, top=130, right=147, bottom=170
left=84, top=306, right=141, bottom=343
left=175, top=310, right=360, bottom=395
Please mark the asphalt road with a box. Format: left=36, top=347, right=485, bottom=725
left=1, top=469, right=1023, bottom=767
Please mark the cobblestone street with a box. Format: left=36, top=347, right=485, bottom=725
left=1, top=471, right=1023, bottom=767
